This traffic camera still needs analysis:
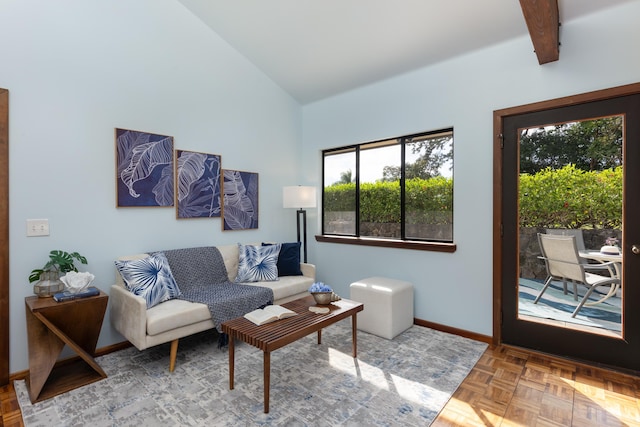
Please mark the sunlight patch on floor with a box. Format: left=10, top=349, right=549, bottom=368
left=327, top=347, right=389, bottom=391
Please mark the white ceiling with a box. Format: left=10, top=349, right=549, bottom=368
left=177, top=0, right=633, bottom=104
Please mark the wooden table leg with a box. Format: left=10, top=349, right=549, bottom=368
left=264, top=351, right=271, bottom=413
left=32, top=312, right=107, bottom=378
left=228, top=334, right=235, bottom=390
left=25, top=308, right=62, bottom=402
left=317, top=329, right=322, bottom=345
left=351, top=313, right=358, bottom=358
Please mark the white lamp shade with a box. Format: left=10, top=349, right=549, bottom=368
left=283, top=186, right=317, bottom=209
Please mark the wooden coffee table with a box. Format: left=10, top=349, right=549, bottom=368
left=221, top=295, right=363, bottom=413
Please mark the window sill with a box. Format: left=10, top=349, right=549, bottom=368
left=315, top=235, right=456, bottom=252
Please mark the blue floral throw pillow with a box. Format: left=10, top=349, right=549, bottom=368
left=115, top=252, right=181, bottom=309
left=235, top=243, right=281, bottom=282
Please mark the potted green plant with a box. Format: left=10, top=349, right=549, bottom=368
left=29, top=250, right=88, bottom=297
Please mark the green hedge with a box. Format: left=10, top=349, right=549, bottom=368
left=324, top=177, right=453, bottom=224
left=324, top=165, right=621, bottom=229
left=519, top=165, right=622, bottom=229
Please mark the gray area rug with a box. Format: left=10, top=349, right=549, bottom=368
left=15, top=320, right=487, bottom=426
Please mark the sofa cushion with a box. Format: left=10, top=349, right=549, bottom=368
left=115, top=253, right=182, bottom=309
left=263, top=242, right=303, bottom=276
left=235, top=243, right=281, bottom=282
left=247, top=274, right=315, bottom=301
left=217, top=245, right=240, bottom=281
left=146, top=299, right=211, bottom=336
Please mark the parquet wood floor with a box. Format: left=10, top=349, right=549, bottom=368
left=433, top=345, right=640, bottom=426
left=2, top=344, right=639, bottom=426
left=0, top=381, right=22, bottom=427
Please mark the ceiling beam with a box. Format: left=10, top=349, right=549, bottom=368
left=519, top=0, right=559, bottom=64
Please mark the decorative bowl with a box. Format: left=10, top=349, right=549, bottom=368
left=311, top=291, right=333, bottom=305
left=60, top=271, right=95, bottom=294
left=600, top=245, right=620, bottom=255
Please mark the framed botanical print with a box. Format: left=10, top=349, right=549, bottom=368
left=222, top=169, right=258, bottom=230
left=115, top=128, right=174, bottom=207
left=175, top=150, right=222, bottom=218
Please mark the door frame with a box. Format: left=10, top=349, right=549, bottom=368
left=493, top=82, right=640, bottom=347
left=1, top=88, right=8, bottom=386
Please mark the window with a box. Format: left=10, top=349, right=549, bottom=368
left=322, top=128, right=454, bottom=247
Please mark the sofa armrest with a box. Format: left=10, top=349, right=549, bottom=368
left=110, top=284, right=148, bottom=350
left=300, top=263, right=316, bottom=280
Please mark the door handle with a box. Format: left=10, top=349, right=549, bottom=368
left=633, top=245, right=640, bottom=255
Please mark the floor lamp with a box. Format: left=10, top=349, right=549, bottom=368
left=283, top=186, right=317, bottom=263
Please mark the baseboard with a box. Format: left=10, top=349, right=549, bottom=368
left=414, top=318, right=493, bottom=345
left=95, top=341, right=132, bottom=357
left=9, top=341, right=133, bottom=382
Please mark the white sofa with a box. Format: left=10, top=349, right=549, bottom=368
left=110, top=244, right=315, bottom=371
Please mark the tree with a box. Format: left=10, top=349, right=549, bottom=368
left=382, top=135, right=453, bottom=181
left=332, top=169, right=354, bottom=186
left=519, top=117, right=622, bottom=174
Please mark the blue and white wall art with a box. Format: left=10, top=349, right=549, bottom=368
left=222, top=169, right=259, bottom=230
left=116, top=128, right=174, bottom=207
left=175, top=150, right=222, bottom=219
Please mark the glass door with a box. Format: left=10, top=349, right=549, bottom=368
left=499, top=91, right=640, bottom=371
left=518, top=116, right=622, bottom=335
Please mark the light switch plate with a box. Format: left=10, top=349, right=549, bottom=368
left=27, top=219, right=49, bottom=237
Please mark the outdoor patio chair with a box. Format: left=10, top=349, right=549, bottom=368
left=545, top=228, right=587, bottom=259
left=544, top=228, right=616, bottom=299
left=535, top=233, right=620, bottom=318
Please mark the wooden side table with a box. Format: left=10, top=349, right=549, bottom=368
left=25, top=291, right=108, bottom=403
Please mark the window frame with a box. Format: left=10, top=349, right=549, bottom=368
left=318, top=128, right=456, bottom=253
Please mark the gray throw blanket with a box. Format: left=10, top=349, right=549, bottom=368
left=154, top=247, right=274, bottom=335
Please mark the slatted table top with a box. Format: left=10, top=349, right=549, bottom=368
left=221, top=295, right=363, bottom=352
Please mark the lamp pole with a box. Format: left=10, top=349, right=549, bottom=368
left=283, top=185, right=316, bottom=265
left=297, top=208, right=308, bottom=263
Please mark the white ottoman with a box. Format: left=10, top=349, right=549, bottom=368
left=350, top=276, right=414, bottom=339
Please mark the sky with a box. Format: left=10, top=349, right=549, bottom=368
left=324, top=144, right=452, bottom=187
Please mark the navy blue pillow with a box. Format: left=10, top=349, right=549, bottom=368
left=262, top=242, right=302, bottom=276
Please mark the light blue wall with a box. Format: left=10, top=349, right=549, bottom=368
left=302, top=3, right=640, bottom=335
left=0, top=0, right=302, bottom=372
left=2, top=1, right=639, bottom=375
